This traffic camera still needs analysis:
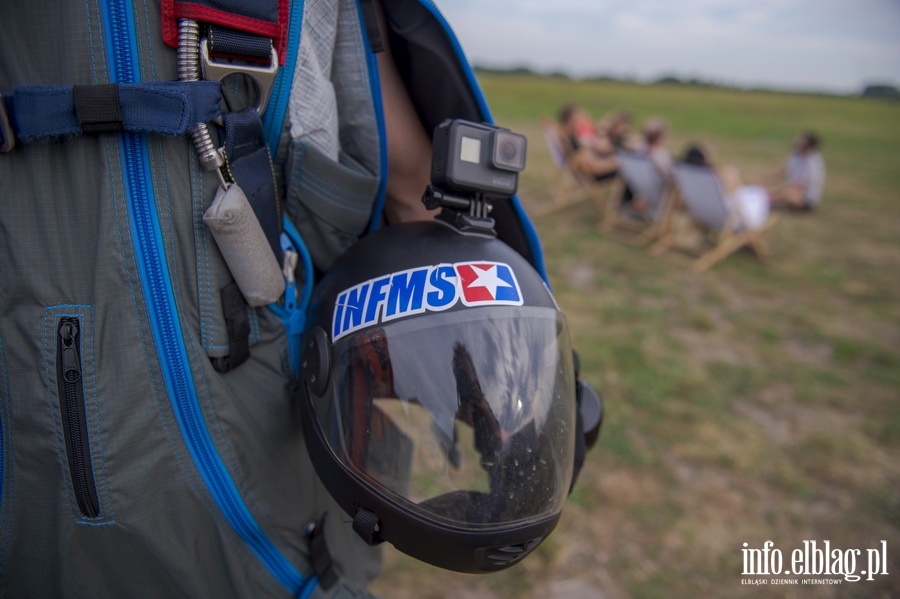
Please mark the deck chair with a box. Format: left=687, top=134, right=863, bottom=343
left=600, top=150, right=674, bottom=243
left=531, top=118, right=612, bottom=217
left=651, top=163, right=776, bottom=271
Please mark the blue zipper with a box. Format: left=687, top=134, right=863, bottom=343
left=262, top=0, right=305, bottom=155
left=101, top=0, right=306, bottom=592
left=258, top=0, right=315, bottom=376
left=269, top=223, right=313, bottom=375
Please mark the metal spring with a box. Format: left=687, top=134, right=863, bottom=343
left=177, top=19, right=223, bottom=172
left=177, top=20, right=201, bottom=81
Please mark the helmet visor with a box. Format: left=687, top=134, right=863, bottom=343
left=311, top=306, right=575, bottom=529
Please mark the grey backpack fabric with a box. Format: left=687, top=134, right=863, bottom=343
left=0, top=0, right=548, bottom=597
left=0, top=1, right=382, bottom=597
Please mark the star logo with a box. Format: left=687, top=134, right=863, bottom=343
left=455, top=262, right=523, bottom=306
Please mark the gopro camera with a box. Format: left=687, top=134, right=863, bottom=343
left=431, top=119, right=527, bottom=197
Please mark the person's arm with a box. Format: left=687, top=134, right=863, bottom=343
left=762, top=158, right=788, bottom=186
left=649, top=147, right=673, bottom=178
left=573, top=146, right=617, bottom=177
left=375, top=2, right=439, bottom=224
left=805, top=153, right=826, bottom=204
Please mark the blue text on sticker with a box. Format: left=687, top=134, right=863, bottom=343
left=332, top=262, right=523, bottom=340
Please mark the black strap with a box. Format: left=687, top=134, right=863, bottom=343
left=358, top=0, right=385, bottom=54
left=73, top=84, right=124, bottom=134
left=208, top=26, right=273, bottom=59
left=211, top=283, right=251, bottom=373
left=222, top=109, right=283, bottom=264
left=306, top=514, right=338, bottom=591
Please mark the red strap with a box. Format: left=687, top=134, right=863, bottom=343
left=161, top=0, right=288, bottom=66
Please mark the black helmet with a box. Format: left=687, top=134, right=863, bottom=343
left=298, top=221, right=577, bottom=573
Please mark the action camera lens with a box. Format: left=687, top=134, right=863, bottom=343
left=492, top=130, right=527, bottom=172
left=501, top=140, right=518, bottom=161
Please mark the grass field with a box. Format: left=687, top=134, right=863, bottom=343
left=370, top=74, right=900, bottom=598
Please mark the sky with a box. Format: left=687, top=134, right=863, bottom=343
left=437, top=0, right=900, bottom=94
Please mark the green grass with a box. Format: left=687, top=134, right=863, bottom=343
left=371, top=74, right=900, bottom=599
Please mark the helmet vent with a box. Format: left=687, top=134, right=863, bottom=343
left=484, top=536, right=544, bottom=568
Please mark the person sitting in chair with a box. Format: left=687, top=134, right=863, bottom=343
left=641, top=117, right=674, bottom=177
left=680, top=143, right=770, bottom=230
left=598, top=110, right=635, bottom=151
left=557, top=103, right=618, bottom=183
left=620, top=117, right=672, bottom=212
left=766, top=131, right=826, bottom=211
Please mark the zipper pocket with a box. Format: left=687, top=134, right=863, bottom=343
left=56, top=317, right=100, bottom=518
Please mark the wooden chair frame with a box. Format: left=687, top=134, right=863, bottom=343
left=599, top=151, right=677, bottom=245
left=651, top=164, right=777, bottom=272
left=531, top=119, right=615, bottom=217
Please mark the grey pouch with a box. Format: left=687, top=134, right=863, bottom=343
left=285, top=143, right=380, bottom=272
left=203, top=184, right=285, bottom=307
left=282, top=0, right=384, bottom=272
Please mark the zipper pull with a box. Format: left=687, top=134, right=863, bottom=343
left=279, top=232, right=305, bottom=374
left=59, top=321, right=82, bottom=383
left=281, top=233, right=299, bottom=312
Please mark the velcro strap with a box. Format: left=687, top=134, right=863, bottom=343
left=4, top=81, right=222, bottom=143
left=74, top=84, right=125, bottom=134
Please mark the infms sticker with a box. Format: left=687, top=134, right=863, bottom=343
left=332, top=262, right=524, bottom=341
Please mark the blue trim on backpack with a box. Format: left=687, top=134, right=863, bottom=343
left=414, top=0, right=549, bottom=282
left=360, top=0, right=390, bottom=233
left=416, top=0, right=493, bottom=122
left=262, top=0, right=304, bottom=155
left=261, top=0, right=317, bottom=380
left=506, top=195, right=548, bottom=283
left=102, top=0, right=307, bottom=593
left=299, top=575, right=320, bottom=599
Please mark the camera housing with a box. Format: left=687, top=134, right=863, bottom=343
left=431, top=119, right=527, bottom=198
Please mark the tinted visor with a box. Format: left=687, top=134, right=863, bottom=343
left=311, top=307, right=575, bottom=529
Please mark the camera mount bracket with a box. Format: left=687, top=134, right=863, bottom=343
left=422, top=184, right=497, bottom=237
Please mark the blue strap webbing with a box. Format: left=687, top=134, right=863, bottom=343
left=3, top=81, right=222, bottom=143
left=222, top=108, right=283, bottom=264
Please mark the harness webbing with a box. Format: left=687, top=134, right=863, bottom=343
left=1, top=81, right=221, bottom=145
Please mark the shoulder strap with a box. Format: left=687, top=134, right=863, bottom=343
left=379, top=0, right=548, bottom=279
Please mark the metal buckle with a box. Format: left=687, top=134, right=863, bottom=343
left=200, top=40, right=278, bottom=116
left=0, top=94, right=15, bottom=153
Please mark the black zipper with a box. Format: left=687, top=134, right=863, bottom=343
left=56, top=317, right=100, bottom=518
